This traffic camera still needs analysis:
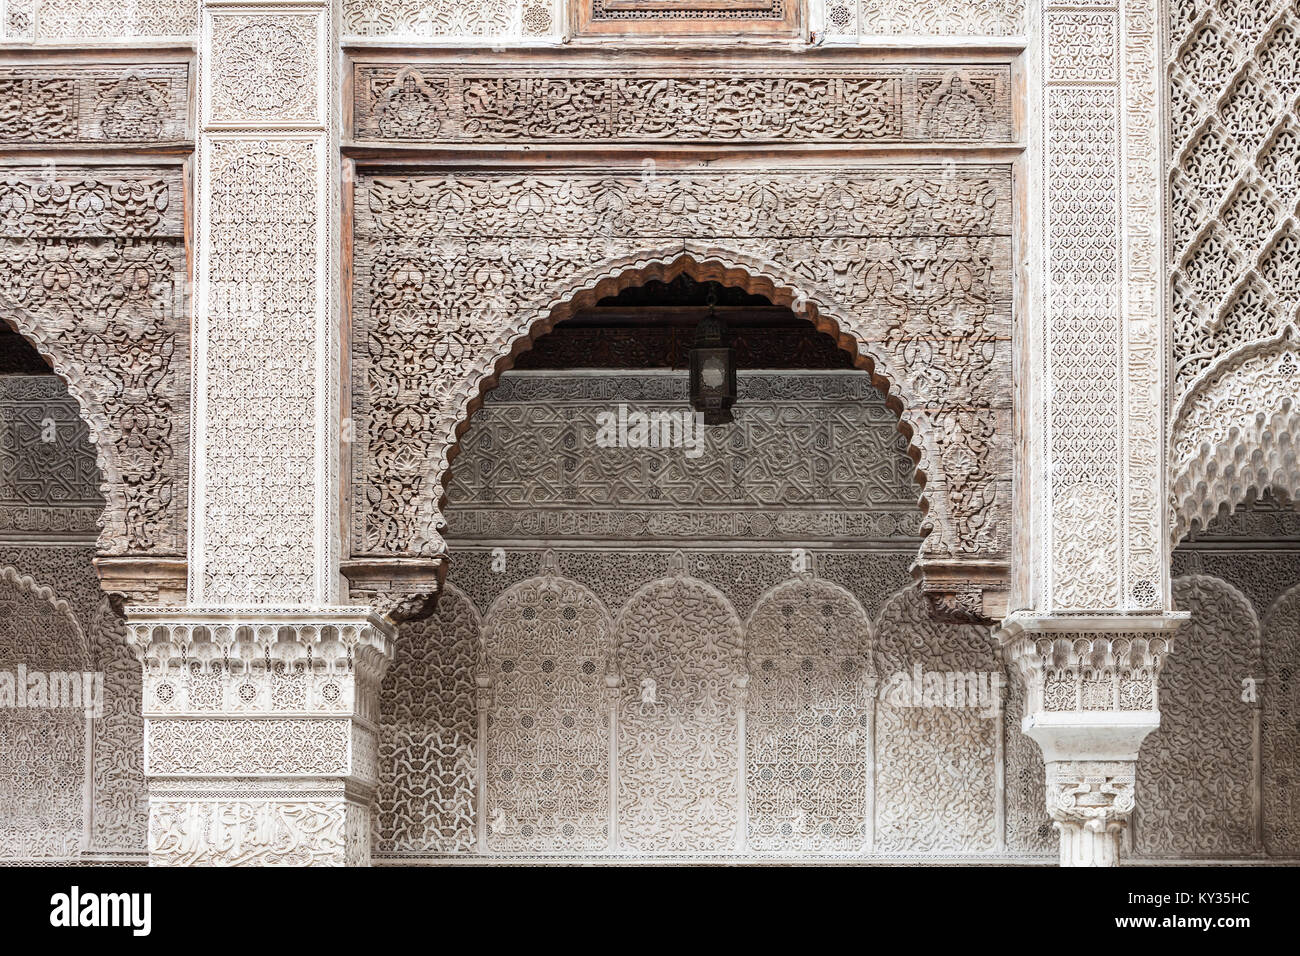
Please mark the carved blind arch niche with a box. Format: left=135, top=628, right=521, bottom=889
left=613, top=563, right=744, bottom=853
left=745, top=573, right=875, bottom=853
left=0, top=565, right=91, bottom=860
left=348, top=166, right=1014, bottom=624
left=1136, top=574, right=1260, bottom=857
left=481, top=565, right=613, bottom=853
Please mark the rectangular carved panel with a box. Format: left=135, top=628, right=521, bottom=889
left=352, top=62, right=1013, bottom=144
left=0, top=64, right=190, bottom=144
left=578, top=0, right=797, bottom=35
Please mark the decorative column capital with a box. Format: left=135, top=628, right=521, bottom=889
left=996, top=614, right=1186, bottom=865
left=1044, top=759, right=1136, bottom=867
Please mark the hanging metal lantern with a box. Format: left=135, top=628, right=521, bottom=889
left=689, top=291, right=736, bottom=425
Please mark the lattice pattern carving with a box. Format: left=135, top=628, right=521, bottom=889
left=376, top=584, right=479, bottom=855
left=1137, top=575, right=1260, bottom=857
left=615, top=567, right=744, bottom=852
left=1169, top=0, right=1300, bottom=394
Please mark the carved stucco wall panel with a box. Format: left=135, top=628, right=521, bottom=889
left=1136, top=575, right=1260, bottom=857
left=816, top=0, right=1025, bottom=38
left=341, top=0, right=556, bottom=41
left=1, top=0, right=196, bottom=42
left=1167, top=0, right=1300, bottom=543
left=351, top=168, right=1015, bottom=622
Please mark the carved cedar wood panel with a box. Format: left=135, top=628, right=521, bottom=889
left=351, top=63, right=1014, bottom=144
left=0, top=165, right=189, bottom=560
left=350, top=167, right=1014, bottom=621
left=0, top=64, right=190, bottom=144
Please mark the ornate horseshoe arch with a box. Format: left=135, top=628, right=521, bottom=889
left=345, top=163, right=1014, bottom=625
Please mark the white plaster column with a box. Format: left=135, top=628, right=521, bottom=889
left=1015, top=0, right=1187, bottom=864
left=125, top=0, right=390, bottom=865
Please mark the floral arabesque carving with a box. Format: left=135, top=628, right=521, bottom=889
left=1263, top=580, right=1300, bottom=856
left=350, top=168, right=1013, bottom=623
left=0, top=168, right=189, bottom=597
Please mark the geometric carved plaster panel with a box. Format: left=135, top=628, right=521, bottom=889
left=351, top=61, right=1014, bottom=144
left=0, top=64, right=190, bottom=144
left=0, top=375, right=102, bottom=537
left=1, top=0, right=196, bottom=42
left=0, top=166, right=189, bottom=566
left=351, top=165, right=1014, bottom=622
left=445, top=371, right=921, bottom=545
left=815, top=0, right=1025, bottom=38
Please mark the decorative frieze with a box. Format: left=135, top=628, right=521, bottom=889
left=817, top=0, right=1025, bottom=39
left=0, top=65, right=189, bottom=144
left=351, top=63, right=1014, bottom=144
left=1, top=0, right=196, bottom=42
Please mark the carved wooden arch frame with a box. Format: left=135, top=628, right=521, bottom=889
left=0, top=297, right=188, bottom=608
left=1170, top=333, right=1300, bottom=543
left=347, top=244, right=1011, bottom=625
left=0, top=298, right=123, bottom=547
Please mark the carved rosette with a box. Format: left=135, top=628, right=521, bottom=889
left=126, top=608, right=395, bottom=866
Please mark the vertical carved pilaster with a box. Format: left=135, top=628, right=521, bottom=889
left=165, top=0, right=371, bottom=865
